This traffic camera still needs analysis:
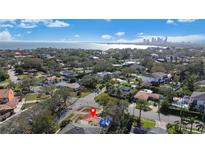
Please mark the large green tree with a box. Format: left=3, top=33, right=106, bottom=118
left=31, top=111, right=57, bottom=134
left=0, top=69, right=9, bottom=82
left=136, top=100, right=149, bottom=127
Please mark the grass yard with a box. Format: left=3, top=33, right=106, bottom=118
left=21, top=103, right=36, bottom=110
left=141, top=118, right=156, bottom=129
left=68, top=89, right=91, bottom=97
left=24, top=93, right=50, bottom=101
left=79, top=91, right=91, bottom=97
left=0, top=79, right=10, bottom=87
left=17, top=74, right=32, bottom=80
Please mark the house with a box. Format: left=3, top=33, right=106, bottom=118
left=129, top=64, right=145, bottom=73
left=122, top=61, right=136, bottom=66
left=97, top=72, right=113, bottom=78
left=155, top=58, right=166, bottom=63
left=189, top=92, right=205, bottom=110
left=73, top=68, right=84, bottom=74
left=0, top=89, right=19, bottom=121
left=112, top=78, right=127, bottom=83
left=119, top=86, right=132, bottom=99
left=60, top=70, right=76, bottom=78
left=134, top=90, right=160, bottom=101
left=195, top=80, right=205, bottom=87
left=55, top=82, right=80, bottom=91
left=91, top=56, right=99, bottom=60
left=112, top=64, right=123, bottom=67
left=172, top=96, right=190, bottom=109
left=151, top=72, right=171, bottom=83
left=137, top=75, right=158, bottom=84
left=45, top=76, right=61, bottom=85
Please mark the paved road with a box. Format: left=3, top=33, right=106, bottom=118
left=60, top=87, right=180, bottom=129
left=128, top=104, right=180, bottom=129
left=59, top=88, right=105, bottom=123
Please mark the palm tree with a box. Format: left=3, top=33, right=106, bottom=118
left=136, top=100, right=149, bottom=127
left=195, top=121, right=205, bottom=134
left=174, top=118, right=186, bottom=133
left=183, top=117, right=197, bottom=134
left=174, top=100, right=186, bottom=133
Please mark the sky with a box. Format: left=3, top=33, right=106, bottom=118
left=0, top=19, right=205, bottom=43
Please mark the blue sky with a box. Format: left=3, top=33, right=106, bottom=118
left=0, top=19, right=205, bottom=42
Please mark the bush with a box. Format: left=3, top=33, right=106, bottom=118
left=166, top=123, right=176, bottom=134
left=142, top=119, right=156, bottom=129
left=161, top=105, right=202, bottom=120
left=60, top=119, right=71, bottom=129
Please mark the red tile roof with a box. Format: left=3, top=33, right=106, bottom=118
left=0, top=104, right=13, bottom=112
left=0, top=89, right=9, bottom=99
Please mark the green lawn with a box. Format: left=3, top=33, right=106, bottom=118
left=0, top=79, right=10, bottom=87
left=80, top=91, right=91, bottom=97
left=17, top=74, right=32, bottom=80
left=95, top=92, right=118, bottom=104
left=141, top=118, right=156, bottom=129
left=21, top=103, right=36, bottom=110
left=24, top=93, right=50, bottom=101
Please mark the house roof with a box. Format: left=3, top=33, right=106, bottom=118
left=151, top=72, right=167, bottom=78
left=191, top=92, right=205, bottom=98
left=134, top=91, right=160, bottom=101
left=0, top=104, right=13, bottom=112
left=55, top=82, right=80, bottom=89
left=47, top=76, right=59, bottom=81
left=120, top=86, right=131, bottom=92
left=0, top=89, right=9, bottom=99
left=195, top=80, right=205, bottom=85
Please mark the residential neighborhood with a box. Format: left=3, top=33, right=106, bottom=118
left=0, top=44, right=205, bottom=134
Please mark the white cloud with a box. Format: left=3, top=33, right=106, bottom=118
left=19, top=22, right=37, bottom=28
left=101, top=34, right=112, bottom=39
left=177, top=19, right=197, bottom=23
left=0, top=30, right=12, bottom=41
left=167, top=19, right=175, bottom=25
left=45, top=20, right=70, bottom=27
left=115, top=32, right=125, bottom=37
left=0, top=20, right=16, bottom=28
left=0, top=24, right=14, bottom=28
left=19, top=19, right=70, bottom=28
left=19, top=19, right=40, bottom=28
left=74, top=34, right=80, bottom=38
left=0, top=20, right=16, bottom=24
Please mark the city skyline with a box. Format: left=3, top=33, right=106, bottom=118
left=0, top=19, right=205, bottom=43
